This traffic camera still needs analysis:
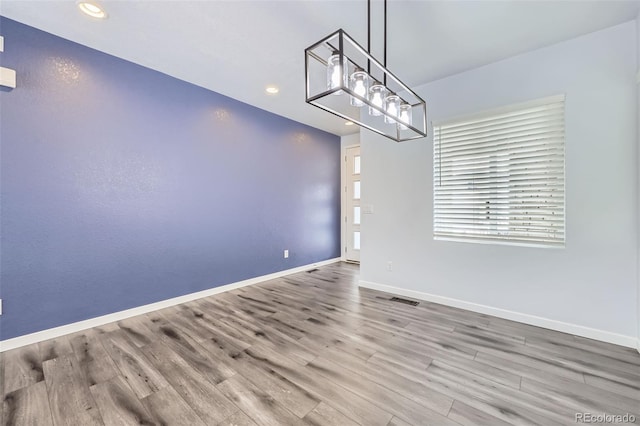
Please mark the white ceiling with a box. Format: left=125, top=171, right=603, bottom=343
left=2, top=0, right=639, bottom=136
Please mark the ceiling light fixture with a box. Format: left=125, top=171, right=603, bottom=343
left=305, top=0, right=427, bottom=142
left=77, top=1, right=108, bottom=19
left=345, top=121, right=354, bottom=126
left=265, top=86, right=279, bottom=94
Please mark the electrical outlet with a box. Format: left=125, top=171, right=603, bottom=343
left=284, top=249, right=289, bottom=259
left=387, top=261, right=393, bottom=271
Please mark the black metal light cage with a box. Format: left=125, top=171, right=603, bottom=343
left=305, top=29, right=427, bottom=142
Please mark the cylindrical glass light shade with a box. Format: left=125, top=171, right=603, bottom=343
left=383, top=94, right=401, bottom=124
left=368, top=83, right=388, bottom=116
left=398, top=103, right=412, bottom=130
left=327, top=51, right=344, bottom=95
left=349, top=70, right=369, bottom=107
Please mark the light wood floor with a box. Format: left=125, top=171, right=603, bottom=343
left=2, top=262, right=639, bottom=425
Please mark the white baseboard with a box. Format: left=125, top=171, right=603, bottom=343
left=0, top=258, right=341, bottom=352
left=359, top=280, right=638, bottom=350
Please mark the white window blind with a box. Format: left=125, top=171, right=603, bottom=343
left=433, top=95, right=565, bottom=247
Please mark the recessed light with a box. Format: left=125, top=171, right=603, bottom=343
left=265, top=86, right=279, bottom=94
left=345, top=121, right=355, bottom=126
left=77, top=1, right=108, bottom=19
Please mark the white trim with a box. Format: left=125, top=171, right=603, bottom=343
left=0, top=258, right=341, bottom=352
left=434, top=236, right=564, bottom=250
left=340, top=134, right=360, bottom=263
left=341, top=142, right=347, bottom=261
left=359, top=280, right=638, bottom=349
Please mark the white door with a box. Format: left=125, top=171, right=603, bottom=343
left=345, top=146, right=361, bottom=262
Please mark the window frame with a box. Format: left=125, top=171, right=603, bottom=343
left=432, top=95, right=566, bottom=248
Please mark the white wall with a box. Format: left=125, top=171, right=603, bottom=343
left=360, top=22, right=638, bottom=346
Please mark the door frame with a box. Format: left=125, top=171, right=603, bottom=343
left=341, top=140, right=361, bottom=262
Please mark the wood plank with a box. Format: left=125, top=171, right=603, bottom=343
left=69, top=329, right=118, bottom=387
left=163, top=317, right=321, bottom=420
left=425, top=362, right=568, bottom=425
left=583, top=372, right=640, bottom=400
left=246, top=343, right=393, bottom=426
left=195, top=297, right=241, bottom=318
left=190, top=313, right=254, bottom=350
left=573, top=335, right=640, bottom=357
left=523, top=336, right=640, bottom=381
left=116, top=316, right=157, bottom=348
left=198, top=340, right=320, bottom=418
left=447, top=400, right=511, bottom=426
left=379, top=325, right=478, bottom=362
left=146, top=313, right=237, bottom=385
left=488, top=317, right=588, bottom=348
left=296, top=330, right=375, bottom=363
left=38, top=336, right=73, bottom=363
left=367, top=349, right=433, bottom=377
left=307, top=355, right=458, bottom=426
left=249, top=311, right=308, bottom=340
left=42, top=354, right=103, bottom=426
left=520, top=376, right=640, bottom=417
left=248, top=287, right=322, bottom=323
left=142, top=341, right=237, bottom=425
left=218, top=410, right=259, bottom=426
left=218, top=314, right=316, bottom=365
left=453, top=323, right=526, bottom=345
left=100, top=329, right=168, bottom=399
left=93, top=323, right=121, bottom=334
left=89, top=375, right=155, bottom=426
left=2, top=346, right=44, bottom=395
left=217, top=374, right=304, bottom=426
left=317, top=347, right=453, bottom=416
left=158, top=306, right=219, bottom=343
left=527, top=335, right=640, bottom=366
left=386, top=417, right=412, bottom=426
left=449, top=331, right=586, bottom=383
left=474, top=350, right=577, bottom=388
left=303, top=402, right=359, bottom=426
left=141, top=386, right=205, bottom=426
left=2, top=381, right=53, bottom=426
left=430, top=356, right=521, bottom=389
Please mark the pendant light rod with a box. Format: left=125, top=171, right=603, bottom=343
left=383, top=0, right=387, bottom=85
left=367, top=0, right=371, bottom=74
left=365, top=0, right=389, bottom=84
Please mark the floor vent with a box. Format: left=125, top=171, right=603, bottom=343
left=390, top=297, right=419, bottom=306
left=306, top=268, right=319, bottom=273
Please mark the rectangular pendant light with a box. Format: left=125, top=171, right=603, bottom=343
left=305, top=29, right=427, bottom=142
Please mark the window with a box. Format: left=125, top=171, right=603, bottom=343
left=433, top=95, right=565, bottom=247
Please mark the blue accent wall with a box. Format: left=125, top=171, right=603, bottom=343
left=0, top=17, right=341, bottom=340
